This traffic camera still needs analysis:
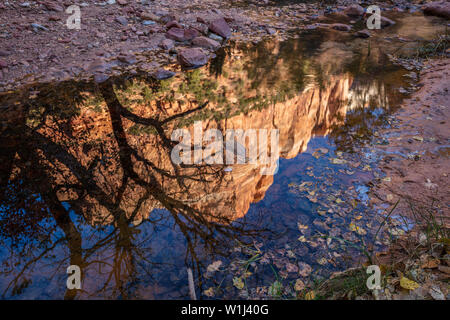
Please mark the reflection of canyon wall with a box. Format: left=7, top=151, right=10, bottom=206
left=3, top=39, right=354, bottom=225
left=45, top=74, right=351, bottom=225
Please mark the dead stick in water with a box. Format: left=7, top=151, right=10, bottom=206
left=187, top=268, right=197, bottom=300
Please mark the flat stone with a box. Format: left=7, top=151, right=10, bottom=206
left=381, top=16, right=396, bottom=28
left=344, top=4, right=364, bottom=17
left=177, top=48, right=209, bottom=68
left=151, top=68, right=176, bottom=80
left=330, top=23, right=352, bottom=31
left=209, top=17, right=231, bottom=38
left=192, top=36, right=221, bottom=50
left=166, top=27, right=199, bottom=42
left=0, top=59, right=7, bottom=69
left=355, top=29, right=371, bottom=38
left=44, top=2, right=64, bottom=12
left=159, top=38, right=175, bottom=50
left=116, top=16, right=128, bottom=26
left=165, top=20, right=182, bottom=29
left=94, top=73, right=109, bottom=83
left=118, top=54, right=137, bottom=64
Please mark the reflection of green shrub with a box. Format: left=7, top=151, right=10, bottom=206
left=128, top=124, right=157, bottom=136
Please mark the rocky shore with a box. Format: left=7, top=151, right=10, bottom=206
left=1, top=0, right=448, bottom=91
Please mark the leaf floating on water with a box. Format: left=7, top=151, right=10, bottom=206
left=298, top=262, right=312, bottom=277
left=335, top=198, right=344, bottom=204
left=206, top=260, right=222, bottom=273
left=304, top=291, right=315, bottom=300
left=294, top=279, right=305, bottom=291
left=317, top=258, right=328, bottom=265
left=400, top=277, right=420, bottom=291
left=412, top=136, right=423, bottom=142
left=297, top=222, right=308, bottom=230
left=317, top=210, right=327, bottom=216
left=298, top=235, right=307, bottom=242
left=330, top=158, right=347, bottom=165
left=286, top=262, right=299, bottom=273
left=233, top=277, right=244, bottom=290
left=203, top=287, right=215, bottom=297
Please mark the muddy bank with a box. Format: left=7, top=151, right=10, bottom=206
left=0, top=0, right=445, bottom=91
left=370, top=58, right=449, bottom=226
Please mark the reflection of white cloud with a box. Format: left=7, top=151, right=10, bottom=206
left=347, top=81, right=388, bottom=110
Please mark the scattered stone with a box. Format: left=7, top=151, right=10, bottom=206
left=184, top=28, right=200, bottom=41
left=166, top=27, right=199, bottom=42
left=344, top=4, right=365, bottom=17
left=159, top=38, right=175, bottom=50
left=355, top=29, right=371, bottom=38
left=116, top=16, right=129, bottom=26
left=118, top=54, right=137, bottom=64
left=331, top=23, right=352, bottom=31
left=141, top=12, right=160, bottom=21
left=20, top=2, right=31, bottom=8
left=266, top=27, right=276, bottom=35
left=49, top=15, right=61, bottom=21
left=0, top=50, right=9, bottom=57
left=165, top=20, right=182, bottom=29
left=209, top=33, right=223, bottom=42
left=381, top=16, right=396, bottom=28
left=94, top=73, right=109, bottom=83
left=192, top=36, right=221, bottom=51
left=151, top=68, right=176, bottom=80
left=423, top=1, right=450, bottom=19
left=177, top=48, right=209, bottom=68
left=117, top=0, right=128, bottom=5
left=209, top=17, right=231, bottom=38
left=44, top=2, right=64, bottom=12
left=142, top=20, right=156, bottom=26
left=0, top=60, right=7, bottom=69
left=31, top=23, right=49, bottom=31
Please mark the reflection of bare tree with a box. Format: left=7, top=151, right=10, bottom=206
left=0, top=77, right=263, bottom=299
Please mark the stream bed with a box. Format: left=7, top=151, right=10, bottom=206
left=0, top=14, right=445, bottom=299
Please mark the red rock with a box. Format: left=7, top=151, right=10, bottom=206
left=151, top=68, right=176, bottom=80
left=177, top=48, right=208, bottom=67
left=49, top=15, right=61, bottom=21
left=192, top=36, right=221, bottom=50
left=116, top=16, right=129, bottom=26
left=166, top=27, right=199, bottom=42
left=344, top=4, right=364, bottom=17
left=44, top=2, right=64, bottom=12
left=355, top=29, right=371, bottom=38
left=166, top=27, right=186, bottom=41
left=209, top=17, right=231, bottom=38
left=184, top=28, right=199, bottom=40
left=159, top=38, right=174, bottom=50
left=423, top=1, right=450, bottom=19
left=330, top=23, right=352, bottom=31
left=165, top=20, right=182, bottom=29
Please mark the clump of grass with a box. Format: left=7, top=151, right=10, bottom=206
left=415, top=33, right=449, bottom=59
